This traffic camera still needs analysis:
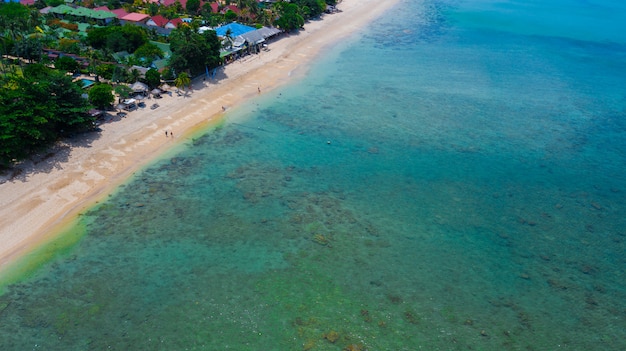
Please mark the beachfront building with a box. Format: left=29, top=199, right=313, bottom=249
left=208, top=23, right=281, bottom=62
left=110, top=8, right=129, bottom=19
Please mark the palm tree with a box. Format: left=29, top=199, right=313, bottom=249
left=224, top=28, right=234, bottom=50
left=174, top=72, right=191, bottom=96
left=128, top=68, right=142, bottom=84
left=87, top=49, right=103, bottom=82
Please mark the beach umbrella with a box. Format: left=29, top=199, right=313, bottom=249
left=151, top=88, right=162, bottom=95
left=161, top=83, right=171, bottom=91
left=130, top=81, right=148, bottom=93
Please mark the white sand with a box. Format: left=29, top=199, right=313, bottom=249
left=0, top=0, right=399, bottom=274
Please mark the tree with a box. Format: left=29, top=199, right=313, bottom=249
left=186, top=0, right=200, bottom=15
left=274, top=3, right=304, bottom=32
left=88, top=83, right=115, bottom=110
left=174, top=72, right=191, bottom=94
left=111, top=65, right=128, bottom=83
left=86, top=27, right=110, bottom=50
left=0, top=65, right=92, bottom=167
left=133, top=42, right=163, bottom=65
left=128, top=68, right=141, bottom=84
left=54, top=56, right=80, bottom=72
left=144, top=68, right=161, bottom=89
left=161, top=67, right=175, bottom=81
left=224, top=9, right=237, bottom=22
left=147, top=2, right=159, bottom=16
left=169, top=25, right=221, bottom=76
left=13, top=36, right=42, bottom=63
left=86, top=25, right=148, bottom=53
left=292, top=0, right=326, bottom=19
left=96, top=64, right=116, bottom=80
left=114, top=84, right=133, bottom=102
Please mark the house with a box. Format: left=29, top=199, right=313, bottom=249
left=121, top=13, right=150, bottom=25
left=110, top=8, right=129, bottom=19
left=47, top=5, right=116, bottom=25
left=20, top=0, right=36, bottom=5
left=165, top=18, right=183, bottom=29
left=208, top=2, right=219, bottom=13
left=147, top=15, right=168, bottom=27
left=215, top=22, right=255, bottom=37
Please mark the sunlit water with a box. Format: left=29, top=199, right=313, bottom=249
left=1, top=0, right=625, bottom=350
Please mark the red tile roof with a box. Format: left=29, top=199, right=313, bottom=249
left=209, top=2, right=219, bottom=13
left=223, top=5, right=240, bottom=14
left=111, top=8, right=129, bottom=18
left=148, top=14, right=168, bottom=27
left=166, top=18, right=183, bottom=28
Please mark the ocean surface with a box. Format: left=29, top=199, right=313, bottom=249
left=2, top=0, right=626, bottom=349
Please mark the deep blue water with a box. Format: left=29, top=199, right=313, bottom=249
left=1, top=0, right=625, bottom=350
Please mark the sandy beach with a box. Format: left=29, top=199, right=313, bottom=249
left=0, top=0, right=399, bottom=275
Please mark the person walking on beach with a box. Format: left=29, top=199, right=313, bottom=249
left=165, top=130, right=168, bottom=137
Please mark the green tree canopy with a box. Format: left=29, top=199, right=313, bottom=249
left=12, top=36, right=42, bottom=63
left=88, top=83, right=115, bottom=110
left=96, top=64, right=116, bottom=80
left=0, top=64, right=92, bottom=167
left=169, top=25, right=221, bottom=76
left=54, top=56, right=80, bottom=72
left=224, top=9, right=237, bottom=22
left=186, top=0, right=200, bottom=15
left=86, top=24, right=148, bottom=53
left=292, top=0, right=326, bottom=19
left=274, top=3, right=304, bottom=32
left=0, top=2, right=30, bottom=33
left=133, top=42, right=163, bottom=65
left=144, top=68, right=161, bottom=89
left=114, top=84, right=133, bottom=100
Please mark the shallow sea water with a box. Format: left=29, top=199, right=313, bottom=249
left=1, top=0, right=626, bottom=350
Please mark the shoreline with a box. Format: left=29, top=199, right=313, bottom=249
left=0, top=0, right=400, bottom=278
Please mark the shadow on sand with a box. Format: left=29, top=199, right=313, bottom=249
left=0, top=128, right=102, bottom=184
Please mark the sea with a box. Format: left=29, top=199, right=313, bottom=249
left=1, top=0, right=625, bottom=349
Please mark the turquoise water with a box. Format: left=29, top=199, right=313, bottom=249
left=80, top=78, right=96, bottom=88
left=2, top=0, right=626, bottom=349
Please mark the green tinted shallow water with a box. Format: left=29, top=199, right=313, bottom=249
left=2, top=0, right=626, bottom=350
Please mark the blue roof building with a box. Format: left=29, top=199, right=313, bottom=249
left=215, top=22, right=255, bottom=37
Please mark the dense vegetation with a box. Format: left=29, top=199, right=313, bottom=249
left=169, top=23, right=221, bottom=76
left=0, top=64, right=93, bottom=168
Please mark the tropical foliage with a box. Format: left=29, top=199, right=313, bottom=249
left=174, top=72, right=191, bottom=90
left=88, top=83, right=115, bottom=110
left=274, top=3, right=305, bottom=32
left=169, top=24, right=221, bottom=76
left=86, top=24, right=148, bottom=54
left=144, top=68, right=161, bottom=89
left=0, top=65, right=92, bottom=167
